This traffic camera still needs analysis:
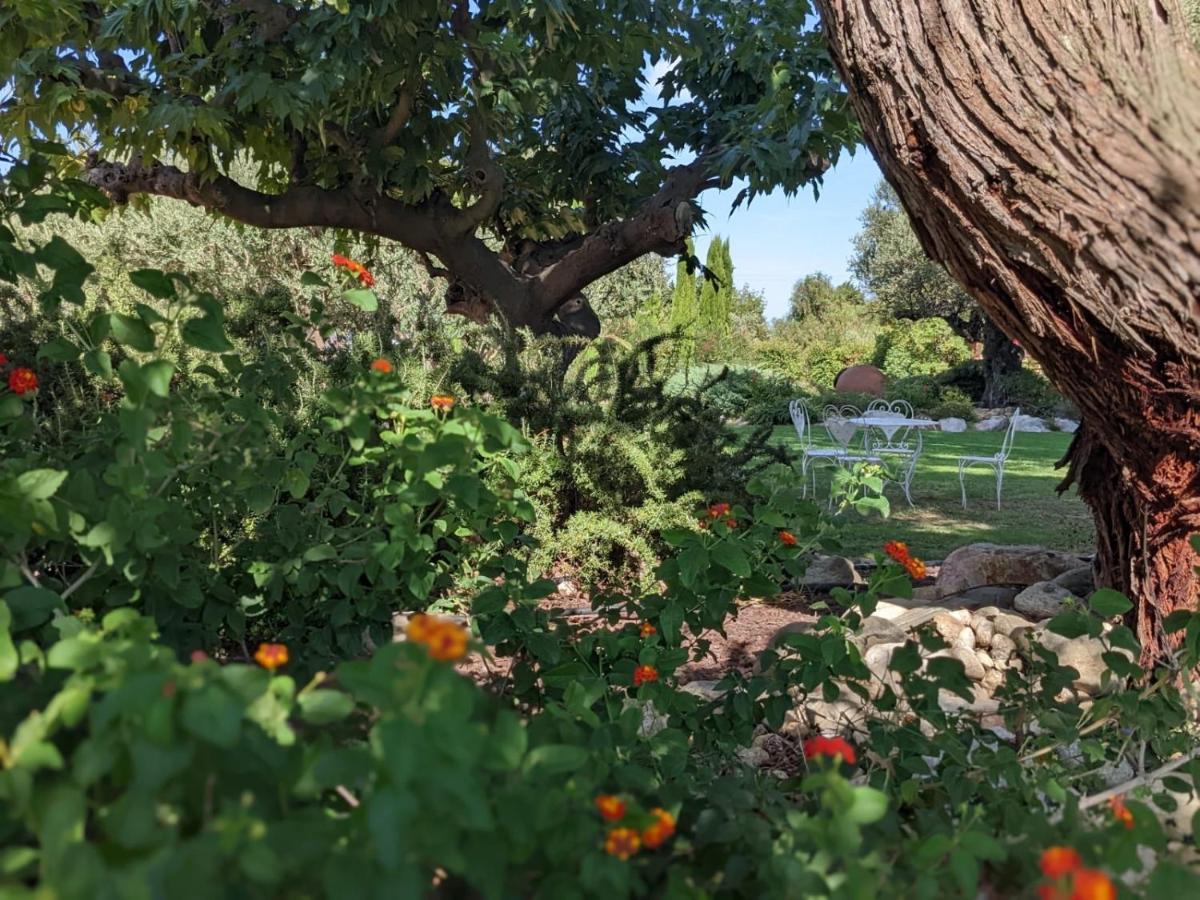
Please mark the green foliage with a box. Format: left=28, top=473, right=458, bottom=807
left=995, top=368, right=1077, bottom=417
left=758, top=300, right=882, bottom=391
left=786, top=272, right=864, bottom=321
left=671, top=365, right=802, bottom=427
left=697, top=236, right=733, bottom=339
left=872, top=318, right=971, bottom=379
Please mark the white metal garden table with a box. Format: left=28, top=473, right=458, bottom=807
left=846, top=414, right=939, bottom=505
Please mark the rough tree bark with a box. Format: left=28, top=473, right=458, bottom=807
left=816, top=0, right=1200, bottom=662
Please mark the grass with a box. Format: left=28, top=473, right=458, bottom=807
left=763, top=425, right=1096, bottom=560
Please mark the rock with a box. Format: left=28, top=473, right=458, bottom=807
left=864, top=641, right=904, bottom=681
left=937, top=543, right=1087, bottom=595
left=637, top=700, right=669, bottom=738
left=1054, top=418, right=1080, bottom=433
left=949, top=646, right=986, bottom=681
left=784, top=697, right=868, bottom=738
left=938, top=685, right=999, bottom=714
left=931, top=612, right=965, bottom=643
left=679, top=680, right=724, bottom=701
left=947, top=585, right=1021, bottom=607
left=1052, top=564, right=1095, bottom=597
left=1039, top=631, right=1129, bottom=695
left=857, top=616, right=908, bottom=648
left=767, top=620, right=815, bottom=648
left=991, top=612, right=1036, bottom=638
left=834, top=364, right=886, bottom=397
left=939, top=417, right=968, bottom=433
left=989, top=633, right=1017, bottom=663
left=1015, top=581, right=1082, bottom=619
left=868, top=600, right=913, bottom=621
left=802, top=555, right=864, bottom=587
left=1013, top=413, right=1050, bottom=432
left=971, top=615, right=995, bottom=648
left=737, top=744, right=770, bottom=768
left=975, top=415, right=1007, bottom=432
left=975, top=649, right=995, bottom=669
left=955, top=627, right=977, bottom=652
left=981, top=668, right=1004, bottom=692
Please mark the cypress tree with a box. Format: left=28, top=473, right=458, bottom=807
left=697, top=237, right=724, bottom=336
left=670, top=239, right=699, bottom=332
left=718, top=236, right=735, bottom=333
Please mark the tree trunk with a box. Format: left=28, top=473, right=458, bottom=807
left=980, top=318, right=1023, bottom=408
left=816, top=0, right=1200, bottom=663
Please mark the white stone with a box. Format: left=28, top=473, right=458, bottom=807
left=955, top=627, right=977, bottom=652
left=1054, top=418, right=1080, bottom=433
left=975, top=649, right=995, bottom=669
left=938, top=417, right=968, bottom=433
left=971, top=615, right=995, bottom=648
left=1015, top=581, right=1081, bottom=619
left=1013, top=414, right=1050, bottom=432
left=737, top=744, right=770, bottom=768
left=975, top=415, right=1007, bottom=432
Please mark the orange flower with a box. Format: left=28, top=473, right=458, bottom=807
left=778, top=530, right=798, bottom=546
left=331, top=252, right=375, bottom=287
left=724, top=518, right=737, bottom=529
left=1038, top=885, right=1071, bottom=900
left=1108, top=795, right=1133, bottom=829
left=1071, top=869, right=1115, bottom=900
left=883, top=540, right=910, bottom=564
left=707, top=502, right=730, bottom=518
left=406, top=613, right=469, bottom=661
left=632, top=664, right=658, bottom=686
left=639, top=622, right=657, bottom=638
left=1040, top=847, right=1082, bottom=880
left=640, top=808, right=676, bottom=849
left=254, top=642, right=289, bottom=671
left=8, top=367, right=38, bottom=395
left=371, top=358, right=393, bottom=373
left=594, top=795, right=626, bottom=822
left=802, top=735, right=857, bottom=766
left=430, top=394, right=456, bottom=411
left=905, top=558, right=927, bottom=580
left=604, top=826, right=640, bottom=860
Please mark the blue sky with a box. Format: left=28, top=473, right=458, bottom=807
left=690, top=149, right=882, bottom=322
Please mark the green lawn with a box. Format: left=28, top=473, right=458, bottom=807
left=762, top=425, right=1096, bottom=560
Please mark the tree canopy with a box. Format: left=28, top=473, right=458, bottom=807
left=0, top=0, right=855, bottom=337
left=785, top=271, right=863, bottom=321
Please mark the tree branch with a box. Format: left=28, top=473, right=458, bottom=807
left=451, top=106, right=504, bottom=233
left=374, top=87, right=414, bottom=148
left=83, top=156, right=441, bottom=252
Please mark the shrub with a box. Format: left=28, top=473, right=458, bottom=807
left=670, top=365, right=803, bottom=426
left=937, top=359, right=987, bottom=403
left=995, top=368, right=1078, bottom=417
left=872, top=317, right=971, bottom=379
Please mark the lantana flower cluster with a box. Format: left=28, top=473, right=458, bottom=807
left=883, top=540, right=927, bottom=581
left=405, top=613, right=469, bottom=661
left=1, top=353, right=38, bottom=396
left=1038, top=847, right=1115, bottom=900
left=331, top=252, right=375, bottom=287
left=594, top=795, right=676, bottom=860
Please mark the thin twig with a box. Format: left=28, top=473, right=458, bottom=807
left=335, top=785, right=361, bottom=809
left=1077, top=748, right=1200, bottom=811
left=61, top=559, right=100, bottom=600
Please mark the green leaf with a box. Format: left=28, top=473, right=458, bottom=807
left=1164, top=610, right=1195, bottom=634
left=0, top=602, right=17, bottom=681
left=110, top=313, right=157, bottom=352
left=3, top=587, right=65, bottom=631
left=342, top=289, right=378, bottom=312
left=1047, top=611, right=1090, bottom=638
left=181, top=684, right=243, bottom=748
left=1089, top=588, right=1133, bottom=618
left=283, top=468, right=310, bottom=499
left=37, top=337, right=80, bottom=362
left=129, top=268, right=176, bottom=299
left=298, top=690, right=354, bottom=725
left=845, top=786, right=888, bottom=825
left=487, top=711, right=527, bottom=771
left=523, top=744, right=589, bottom=776
left=82, top=348, right=113, bottom=378
left=711, top=541, right=751, bottom=577
left=16, top=468, right=68, bottom=500
left=142, top=360, right=175, bottom=398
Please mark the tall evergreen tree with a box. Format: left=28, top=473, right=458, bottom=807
left=718, top=237, right=736, bottom=332
left=670, top=239, right=699, bottom=334
left=697, top=237, right=725, bottom=336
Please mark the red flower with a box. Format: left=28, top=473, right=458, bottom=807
left=0, top=352, right=8, bottom=367
left=8, top=367, right=38, bottom=395
left=254, top=642, right=289, bottom=671
left=371, top=358, right=393, bottom=373
left=190, top=650, right=210, bottom=664
left=632, top=664, right=658, bottom=686
left=883, top=540, right=910, bottom=564
left=594, top=795, right=626, bottom=822
left=639, top=622, right=657, bottom=639
left=1071, top=869, right=1115, bottom=900
left=802, top=735, right=857, bottom=766
left=707, top=502, right=730, bottom=518
left=640, top=808, right=676, bottom=849
left=905, top=558, right=927, bottom=580
left=724, top=518, right=737, bottom=529
left=331, top=252, right=375, bottom=287
left=778, top=530, right=797, bottom=546
left=604, top=826, right=640, bottom=860
left=1040, top=847, right=1082, bottom=880
left=1108, top=795, right=1133, bottom=829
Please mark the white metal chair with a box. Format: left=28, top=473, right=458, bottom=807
left=788, top=399, right=848, bottom=497
left=957, top=408, right=1020, bottom=509
left=822, top=405, right=885, bottom=507
left=862, top=399, right=921, bottom=505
